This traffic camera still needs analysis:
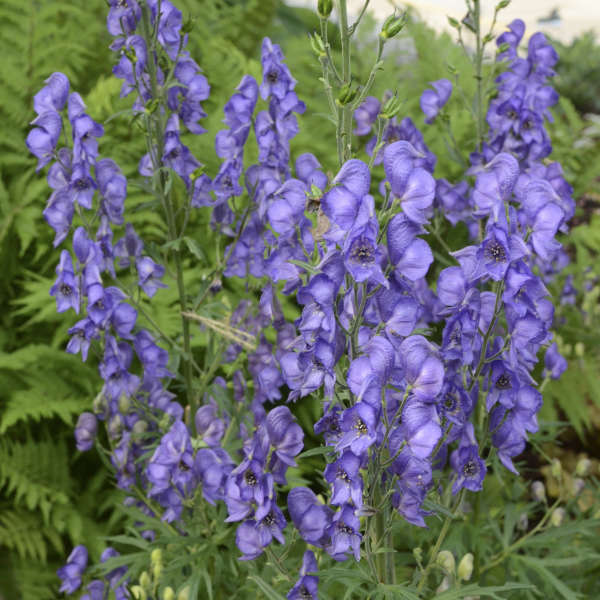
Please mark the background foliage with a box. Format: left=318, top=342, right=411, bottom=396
left=1, top=0, right=599, bottom=598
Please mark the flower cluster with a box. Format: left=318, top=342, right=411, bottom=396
left=38, top=4, right=574, bottom=598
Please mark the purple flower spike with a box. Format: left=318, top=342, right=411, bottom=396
left=75, top=412, right=98, bottom=451
left=420, top=79, right=452, bottom=124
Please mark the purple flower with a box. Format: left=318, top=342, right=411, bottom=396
left=260, top=37, right=296, bottom=100
left=57, top=545, right=88, bottom=594
left=136, top=256, right=167, bottom=297
left=33, top=72, right=70, bottom=115
left=26, top=111, right=62, bottom=170
left=75, top=412, right=98, bottom=451
left=353, top=96, right=381, bottom=135
left=50, top=250, right=80, bottom=313
left=195, top=401, right=225, bottom=446
left=327, top=504, right=362, bottom=561
left=288, top=487, right=332, bottom=547
left=266, top=406, right=304, bottom=467
left=544, top=342, right=567, bottom=379
left=324, top=451, right=363, bottom=508
left=450, top=426, right=486, bottom=493
left=336, top=402, right=378, bottom=456
left=420, top=79, right=452, bottom=123
left=288, top=550, right=319, bottom=600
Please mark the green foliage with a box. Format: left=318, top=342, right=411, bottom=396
left=551, top=31, right=600, bottom=114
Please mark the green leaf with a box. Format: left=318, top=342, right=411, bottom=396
left=247, top=575, right=286, bottom=600
left=515, top=555, right=582, bottom=600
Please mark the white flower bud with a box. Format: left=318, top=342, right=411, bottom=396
left=575, top=457, right=592, bottom=477
left=436, top=550, right=456, bottom=575
left=531, top=480, right=546, bottom=502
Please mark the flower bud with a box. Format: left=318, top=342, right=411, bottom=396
left=309, top=32, right=326, bottom=58
left=108, top=413, right=124, bottom=440
left=496, top=0, right=511, bottom=9
left=381, top=13, right=406, bottom=39
left=447, top=16, right=460, bottom=29
left=531, top=481, right=546, bottom=502
left=381, top=94, right=402, bottom=120
left=457, top=553, right=474, bottom=581
left=436, top=550, right=456, bottom=575
left=317, top=0, right=333, bottom=19
left=436, top=576, right=451, bottom=593
left=177, top=586, right=190, bottom=600
left=132, top=419, right=148, bottom=436
left=93, top=392, right=108, bottom=418
left=139, top=571, right=151, bottom=590
left=551, top=458, right=562, bottom=480
left=575, top=342, right=585, bottom=358
left=131, top=586, right=147, bottom=600
left=75, top=412, right=98, bottom=452
left=163, top=587, right=175, bottom=600
left=551, top=507, right=566, bottom=527
left=571, top=478, right=585, bottom=497
left=118, top=393, right=131, bottom=414
left=576, top=457, right=592, bottom=477
left=151, top=548, right=162, bottom=580
left=517, top=513, right=528, bottom=531
left=336, top=83, right=358, bottom=106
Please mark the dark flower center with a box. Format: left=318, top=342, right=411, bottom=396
left=95, top=299, right=105, bottom=310
left=496, top=374, right=511, bottom=389
left=444, top=394, right=457, bottom=412
left=168, top=147, right=180, bottom=159
left=117, top=0, right=128, bottom=7
left=338, top=522, right=354, bottom=535
left=306, top=197, right=321, bottom=214
left=355, top=418, right=368, bottom=435
left=59, top=283, right=72, bottom=296
left=507, top=109, right=518, bottom=120
left=222, top=175, right=232, bottom=189
left=485, top=240, right=506, bottom=262
left=522, top=119, right=532, bottom=130
left=244, top=470, right=257, bottom=486
left=266, top=70, right=278, bottom=84
left=263, top=512, right=275, bottom=526
left=350, top=239, right=375, bottom=265
left=179, top=460, right=190, bottom=472
left=299, top=586, right=312, bottom=599
left=74, top=178, right=89, bottom=190
left=463, top=460, right=478, bottom=477
left=337, top=469, right=350, bottom=482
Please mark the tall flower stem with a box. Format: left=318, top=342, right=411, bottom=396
left=140, top=3, right=195, bottom=414
left=338, top=0, right=353, bottom=163
left=472, top=0, right=485, bottom=151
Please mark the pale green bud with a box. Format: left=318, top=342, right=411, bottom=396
left=575, top=457, right=592, bottom=477
left=177, top=585, right=190, bottom=600
left=457, top=552, right=474, bottom=581
left=381, top=13, right=406, bottom=39
left=317, top=0, right=333, bottom=19
left=139, top=571, right=152, bottom=590
left=163, top=587, right=176, bottom=600
left=551, top=507, right=566, bottom=527
left=133, top=419, right=149, bottom=436
left=118, top=393, right=131, bottom=414
left=131, top=586, right=147, bottom=600
left=575, top=342, right=585, bottom=358
left=551, top=458, right=563, bottom=480
left=436, top=550, right=456, bottom=575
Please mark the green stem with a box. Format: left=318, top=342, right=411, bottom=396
left=473, top=0, right=485, bottom=151
left=338, top=0, right=353, bottom=163
left=417, top=490, right=465, bottom=594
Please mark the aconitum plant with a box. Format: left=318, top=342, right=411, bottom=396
left=27, top=0, right=576, bottom=597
